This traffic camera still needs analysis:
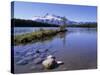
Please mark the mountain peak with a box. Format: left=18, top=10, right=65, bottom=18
left=32, top=14, right=77, bottom=25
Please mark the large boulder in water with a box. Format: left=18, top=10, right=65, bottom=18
left=42, top=55, right=57, bottom=69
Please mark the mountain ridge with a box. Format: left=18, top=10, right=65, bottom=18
left=32, top=13, right=66, bottom=25
left=32, top=13, right=97, bottom=26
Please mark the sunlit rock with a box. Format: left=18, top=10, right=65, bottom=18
left=42, top=55, right=57, bottom=69
left=42, top=55, right=64, bottom=69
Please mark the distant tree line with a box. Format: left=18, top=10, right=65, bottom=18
left=11, top=18, right=97, bottom=28
left=67, top=23, right=97, bottom=28
left=11, top=18, right=59, bottom=27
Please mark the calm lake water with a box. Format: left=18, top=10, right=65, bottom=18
left=14, top=27, right=97, bottom=73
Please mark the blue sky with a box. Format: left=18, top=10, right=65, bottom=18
left=13, top=1, right=97, bottom=22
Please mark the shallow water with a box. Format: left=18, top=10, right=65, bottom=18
left=13, top=27, right=97, bottom=73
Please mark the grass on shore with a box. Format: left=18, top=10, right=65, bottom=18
left=14, top=29, right=67, bottom=45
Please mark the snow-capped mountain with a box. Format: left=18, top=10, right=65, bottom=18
left=32, top=13, right=77, bottom=25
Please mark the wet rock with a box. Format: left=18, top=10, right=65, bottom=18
left=42, top=55, right=64, bottom=69
left=42, top=55, right=57, bottom=69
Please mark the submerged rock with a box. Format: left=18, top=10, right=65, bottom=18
left=34, top=57, right=43, bottom=64
left=16, top=59, right=28, bottom=65
left=25, top=51, right=34, bottom=56
left=44, top=49, right=49, bottom=52
left=36, top=50, right=40, bottom=53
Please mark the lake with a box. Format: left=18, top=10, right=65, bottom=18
left=13, top=27, right=97, bottom=73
